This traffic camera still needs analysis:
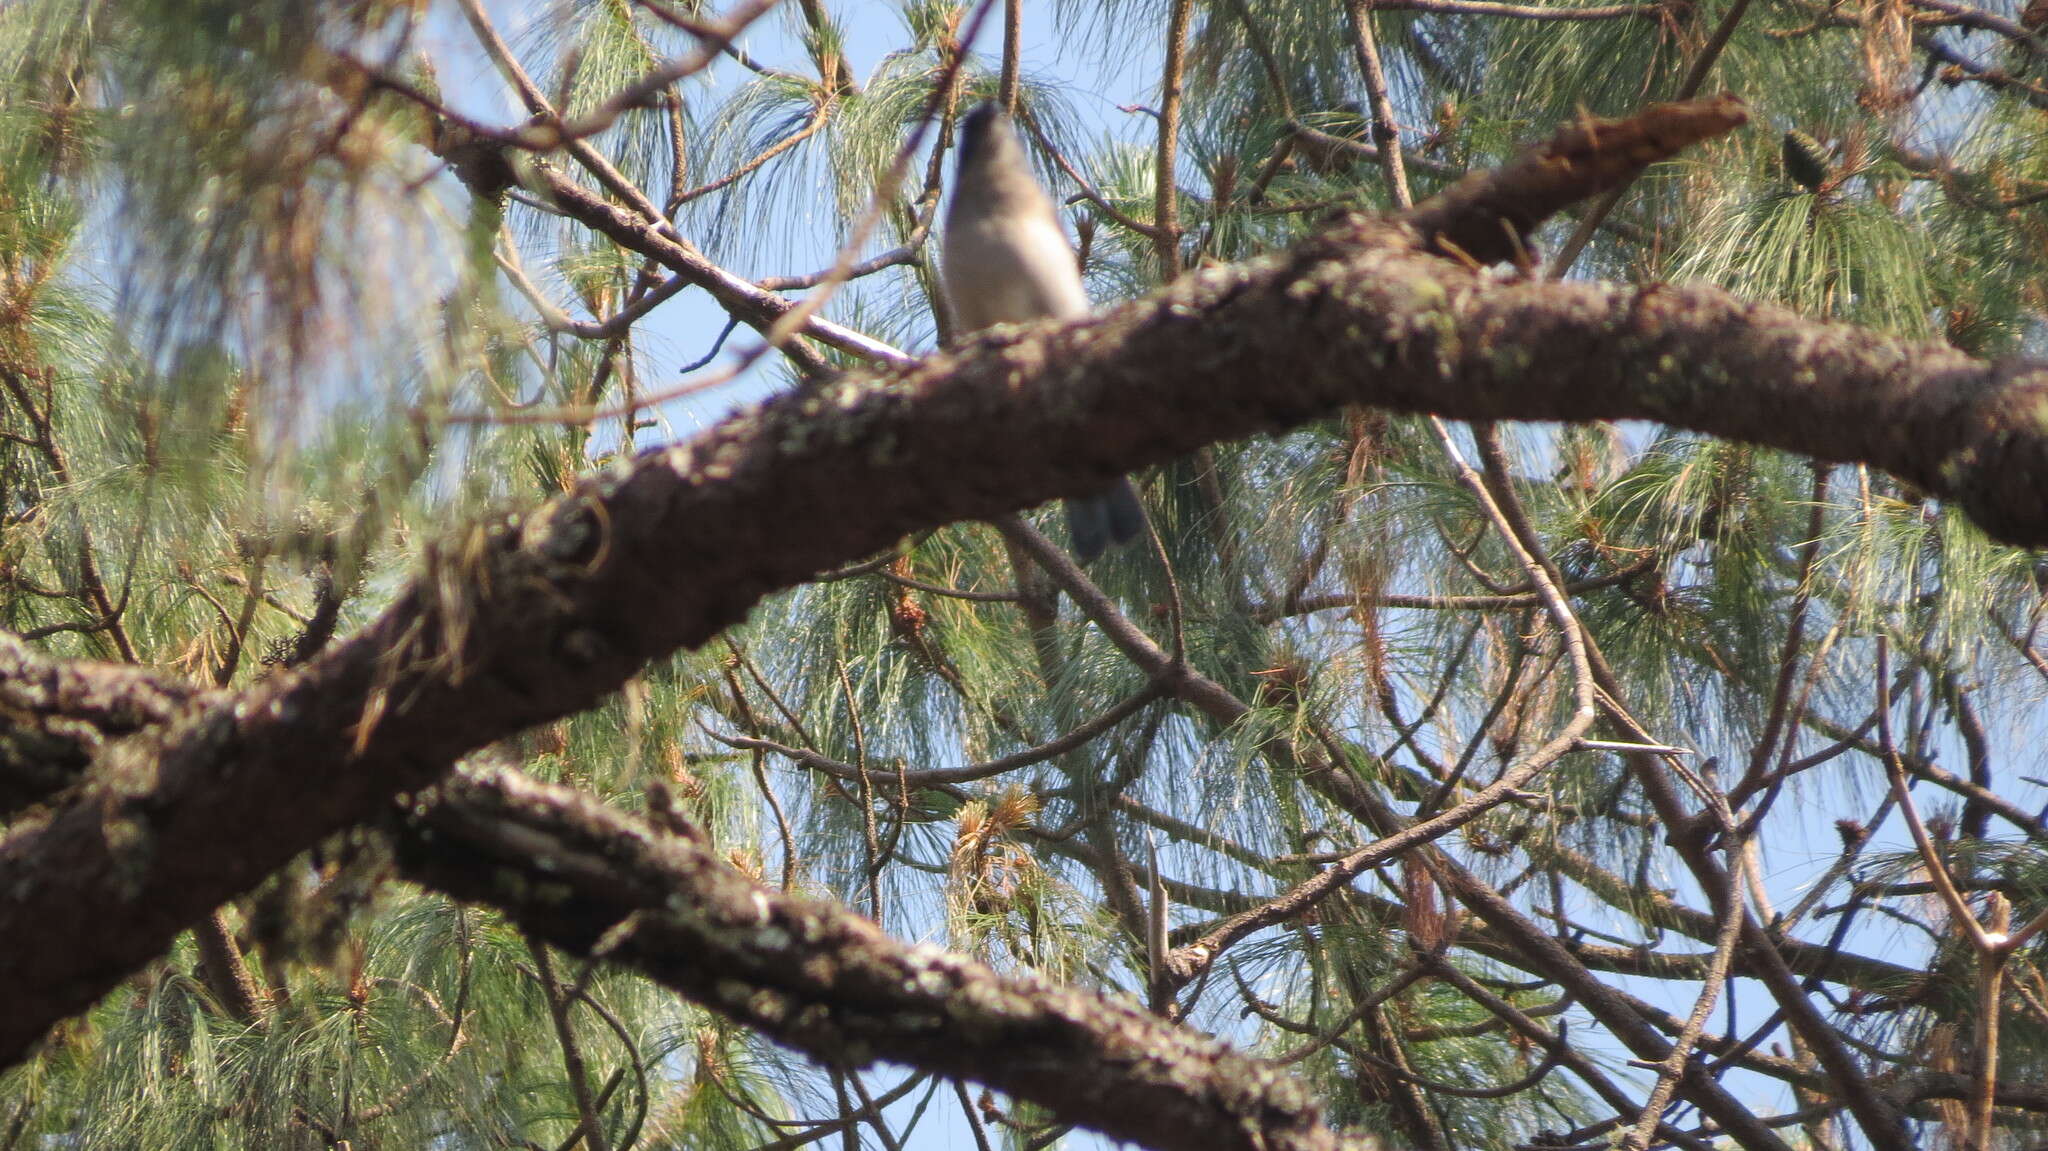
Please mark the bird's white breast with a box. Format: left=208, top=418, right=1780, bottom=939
left=942, top=213, right=1092, bottom=330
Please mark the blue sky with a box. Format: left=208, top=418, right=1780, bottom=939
left=410, top=4, right=2048, bottom=1146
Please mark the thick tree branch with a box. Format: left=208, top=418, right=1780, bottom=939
left=0, top=632, right=216, bottom=814
left=6, top=96, right=2048, bottom=1073
left=397, top=768, right=1372, bottom=1151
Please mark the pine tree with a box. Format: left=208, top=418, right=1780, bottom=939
left=3, top=0, right=2048, bottom=1149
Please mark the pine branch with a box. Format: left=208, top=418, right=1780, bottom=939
left=1403, top=94, right=1747, bottom=265
left=0, top=632, right=216, bottom=815
left=397, top=767, right=1374, bottom=1151
left=6, top=96, right=2048, bottom=1079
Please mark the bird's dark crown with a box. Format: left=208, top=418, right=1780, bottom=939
left=956, top=101, right=1006, bottom=166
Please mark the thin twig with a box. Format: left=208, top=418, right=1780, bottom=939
left=1876, top=637, right=1990, bottom=952
left=1619, top=795, right=1749, bottom=1150
left=552, top=0, right=788, bottom=143
left=527, top=940, right=615, bottom=1151
left=671, top=98, right=833, bottom=206
left=708, top=681, right=1165, bottom=789
left=1345, top=0, right=1413, bottom=209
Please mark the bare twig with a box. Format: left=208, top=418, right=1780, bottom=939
left=527, top=940, right=616, bottom=1151
left=1345, top=0, right=1412, bottom=209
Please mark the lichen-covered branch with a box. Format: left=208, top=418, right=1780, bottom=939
left=0, top=632, right=217, bottom=815
left=1403, top=95, right=1747, bottom=263
left=4, top=96, right=2047, bottom=1073
left=397, top=769, right=1373, bottom=1151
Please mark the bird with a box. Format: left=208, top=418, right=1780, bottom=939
left=940, top=100, right=1147, bottom=563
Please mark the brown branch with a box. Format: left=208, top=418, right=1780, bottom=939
left=871, top=566, right=1019, bottom=602
left=639, top=0, right=799, bottom=79
left=453, top=0, right=676, bottom=224
left=1511, top=836, right=1923, bottom=993
left=1153, top=0, right=1192, bottom=277
left=995, top=515, right=1787, bottom=1149
left=1346, top=0, right=1412, bottom=209
left=1252, top=557, right=1655, bottom=619
left=1734, top=465, right=1832, bottom=799
left=497, top=247, right=696, bottom=341
left=1802, top=708, right=2048, bottom=841
left=528, top=941, right=615, bottom=1151
left=997, top=0, right=1022, bottom=109
left=1416, top=848, right=1802, bottom=1150
left=709, top=681, right=1164, bottom=789
left=1271, top=965, right=1431, bottom=1066
left=1908, top=0, right=2042, bottom=51
left=1544, top=0, right=1755, bottom=275
left=671, top=98, right=833, bottom=206
left=552, top=0, right=788, bottom=144
left=192, top=909, right=267, bottom=1023
left=9, top=98, right=2048, bottom=1073
left=1027, top=122, right=1162, bottom=239
left=1409, top=95, right=1747, bottom=265
left=1171, top=711, right=1585, bottom=974
left=0, top=631, right=214, bottom=814
left=1917, top=32, right=2048, bottom=108
left=1477, top=436, right=1908, bottom=1150
left=737, top=1073, right=927, bottom=1151
left=1597, top=731, right=1908, bottom=1145
left=523, top=165, right=901, bottom=368
left=1618, top=836, right=1748, bottom=1150
left=397, top=768, right=1373, bottom=1151
left=1417, top=955, right=1721, bottom=1151
left=435, top=5, right=894, bottom=374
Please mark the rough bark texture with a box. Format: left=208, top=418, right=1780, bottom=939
left=1405, top=94, right=1748, bottom=263
left=399, top=770, right=1374, bottom=1151
left=4, top=101, right=2048, bottom=1072
left=0, top=633, right=217, bottom=812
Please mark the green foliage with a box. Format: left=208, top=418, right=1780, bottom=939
left=1672, top=169, right=1936, bottom=335
left=6, top=0, right=2048, bottom=1148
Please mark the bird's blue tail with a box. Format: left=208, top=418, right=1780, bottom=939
left=1065, top=477, right=1147, bottom=562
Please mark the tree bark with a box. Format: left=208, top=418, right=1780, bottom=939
left=6, top=97, right=2048, bottom=1072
